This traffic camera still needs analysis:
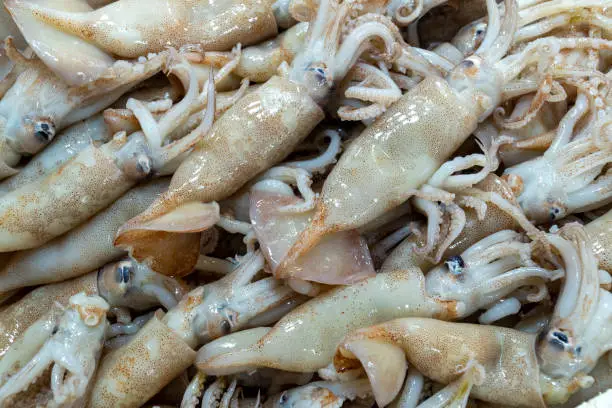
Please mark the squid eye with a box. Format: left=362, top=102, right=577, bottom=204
left=307, top=63, right=330, bottom=84
left=445, top=255, right=465, bottom=276
left=34, top=121, right=55, bottom=143
left=135, top=154, right=152, bottom=176
left=218, top=320, right=231, bottom=335
left=549, top=206, right=562, bottom=220
left=461, top=59, right=475, bottom=69
left=552, top=331, right=568, bottom=343
left=548, top=330, right=571, bottom=350
left=115, top=262, right=133, bottom=284
left=279, top=391, right=288, bottom=405
left=51, top=325, right=59, bottom=335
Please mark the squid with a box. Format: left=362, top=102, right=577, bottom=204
left=0, top=39, right=166, bottom=180
left=0, top=52, right=216, bottom=253
left=6, top=0, right=282, bottom=85
left=0, top=257, right=184, bottom=359
left=0, top=178, right=173, bottom=294
left=501, top=83, right=612, bottom=223
left=246, top=131, right=376, bottom=290
left=536, top=223, right=612, bottom=404
left=333, top=318, right=546, bottom=407
left=87, top=251, right=301, bottom=407
left=0, top=113, right=111, bottom=195
left=275, top=0, right=612, bottom=274
left=333, top=225, right=611, bottom=407
left=113, top=0, right=404, bottom=269
left=196, top=229, right=557, bottom=375
left=0, top=293, right=108, bottom=407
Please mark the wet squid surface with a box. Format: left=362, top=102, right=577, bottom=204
left=0, top=0, right=611, bottom=407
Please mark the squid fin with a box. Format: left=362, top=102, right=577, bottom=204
left=196, top=346, right=266, bottom=377
left=114, top=202, right=220, bottom=277
left=118, top=202, right=220, bottom=235
left=335, top=339, right=407, bottom=408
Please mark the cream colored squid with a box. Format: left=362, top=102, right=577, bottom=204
left=6, top=0, right=281, bottom=85
left=276, top=0, right=575, bottom=274
left=87, top=251, right=301, bottom=407
left=0, top=52, right=216, bottom=253
left=332, top=225, right=612, bottom=407
left=0, top=39, right=166, bottom=180
left=0, top=293, right=108, bottom=407
left=0, top=257, right=184, bottom=359
left=196, top=229, right=556, bottom=375
left=113, top=0, right=405, bottom=269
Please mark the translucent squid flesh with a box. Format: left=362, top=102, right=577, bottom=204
left=0, top=293, right=108, bottom=407
left=196, top=229, right=556, bottom=374
left=0, top=257, right=183, bottom=359
left=249, top=186, right=376, bottom=286
left=6, top=0, right=279, bottom=84
left=536, top=224, right=612, bottom=404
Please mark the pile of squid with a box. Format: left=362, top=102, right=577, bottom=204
left=0, top=0, right=610, bottom=406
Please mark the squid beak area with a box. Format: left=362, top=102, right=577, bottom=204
left=69, top=293, right=109, bottom=327
left=334, top=338, right=407, bottom=407
left=114, top=228, right=201, bottom=277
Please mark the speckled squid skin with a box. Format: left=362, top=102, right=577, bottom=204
left=0, top=179, right=169, bottom=292
left=16, top=0, right=278, bottom=58
left=335, top=318, right=546, bottom=408
left=585, top=209, right=611, bottom=274
left=279, top=77, right=478, bottom=273
left=0, top=114, right=111, bottom=195
left=0, top=272, right=98, bottom=359
left=117, top=75, right=324, bottom=264
left=155, top=75, right=322, bottom=212
left=197, top=248, right=457, bottom=375
left=444, top=174, right=519, bottom=258
left=88, top=311, right=196, bottom=408
left=234, top=22, right=308, bottom=83
left=0, top=143, right=135, bottom=252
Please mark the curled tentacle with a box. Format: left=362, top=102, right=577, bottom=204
left=180, top=372, right=206, bottom=408
left=284, top=129, right=343, bottom=174
left=337, top=62, right=402, bottom=122
left=538, top=224, right=612, bottom=382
